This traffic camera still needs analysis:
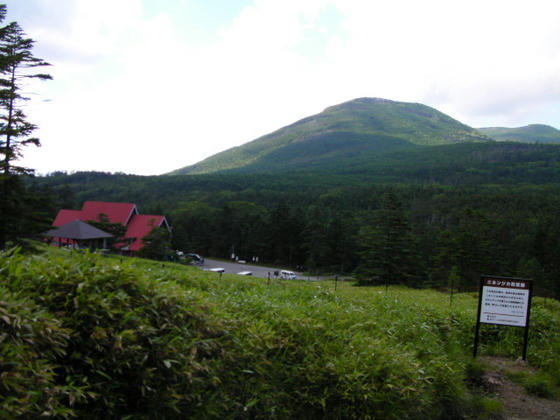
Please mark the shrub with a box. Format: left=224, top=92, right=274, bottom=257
left=2, top=248, right=559, bottom=418
left=0, top=287, right=84, bottom=418
left=522, top=374, right=556, bottom=399
left=1, top=249, right=226, bottom=418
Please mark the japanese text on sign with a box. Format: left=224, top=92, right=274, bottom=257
left=479, top=278, right=530, bottom=327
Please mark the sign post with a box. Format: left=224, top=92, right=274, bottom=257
left=473, top=275, right=533, bottom=360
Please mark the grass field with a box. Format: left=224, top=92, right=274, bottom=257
left=1, top=247, right=558, bottom=419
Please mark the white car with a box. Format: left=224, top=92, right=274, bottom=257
left=280, top=270, right=296, bottom=280
left=237, top=271, right=252, bottom=276
left=208, top=267, right=225, bottom=273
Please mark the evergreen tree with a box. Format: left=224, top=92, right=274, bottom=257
left=326, top=213, right=357, bottom=273
left=0, top=10, right=51, bottom=175
left=302, top=205, right=330, bottom=271
left=266, top=200, right=302, bottom=266
left=453, top=208, right=496, bottom=289
left=356, top=192, right=422, bottom=286
left=87, top=213, right=127, bottom=250
left=0, top=5, right=52, bottom=248
left=136, top=227, right=173, bottom=260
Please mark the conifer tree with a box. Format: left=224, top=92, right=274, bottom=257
left=0, top=4, right=52, bottom=248
left=357, top=191, right=422, bottom=286
left=0, top=9, right=51, bottom=175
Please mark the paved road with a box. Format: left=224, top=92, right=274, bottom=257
left=200, top=258, right=313, bottom=280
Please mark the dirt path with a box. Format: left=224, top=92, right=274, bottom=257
left=480, top=356, right=560, bottom=419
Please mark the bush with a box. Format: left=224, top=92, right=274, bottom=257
left=0, top=287, right=83, bottom=418
left=2, top=248, right=559, bottom=418
left=1, top=249, right=226, bottom=418
left=523, top=374, right=556, bottom=399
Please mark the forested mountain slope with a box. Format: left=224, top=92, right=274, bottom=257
left=479, top=124, right=560, bottom=144
left=170, top=97, right=491, bottom=175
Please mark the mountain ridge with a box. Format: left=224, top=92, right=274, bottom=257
left=169, top=97, right=492, bottom=175
left=478, top=124, right=560, bottom=144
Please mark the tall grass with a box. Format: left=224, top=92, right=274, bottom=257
left=1, top=248, right=558, bottom=418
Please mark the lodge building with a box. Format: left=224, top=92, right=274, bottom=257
left=51, top=201, right=170, bottom=254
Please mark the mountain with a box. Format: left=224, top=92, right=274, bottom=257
left=170, top=98, right=492, bottom=175
left=478, top=124, right=560, bottom=144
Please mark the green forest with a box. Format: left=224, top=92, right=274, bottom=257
left=37, top=140, right=560, bottom=299
left=1, top=2, right=560, bottom=418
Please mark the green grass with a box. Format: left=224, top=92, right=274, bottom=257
left=1, top=247, right=558, bottom=418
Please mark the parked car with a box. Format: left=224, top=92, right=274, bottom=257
left=187, top=253, right=204, bottom=264
left=280, top=270, right=296, bottom=280
left=237, top=271, right=252, bottom=276
left=208, top=267, right=225, bottom=273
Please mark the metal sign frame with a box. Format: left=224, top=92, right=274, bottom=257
left=473, top=275, right=533, bottom=360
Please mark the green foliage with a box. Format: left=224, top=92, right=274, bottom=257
left=1, top=248, right=226, bottom=418
left=0, top=5, right=51, bottom=176
left=476, top=397, right=503, bottom=419
left=522, top=373, right=557, bottom=399
left=480, top=124, right=560, bottom=144
left=35, top=167, right=560, bottom=298
left=356, top=192, right=423, bottom=286
left=136, top=226, right=173, bottom=260
left=0, top=4, right=52, bottom=249
left=86, top=213, right=127, bottom=250
left=169, top=97, right=491, bottom=175
left=1, top=174, right=54, bottom=250
left=464, top=358, right=487, bottom=386
left=170, top=201, right=217, bottom=255
left=0, top=282, right=80, bottom=418
left=506, top=366, right=560, bottom=400
left=6, top=248, right=557, bottom=418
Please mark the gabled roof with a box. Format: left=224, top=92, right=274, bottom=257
left=81, top=201, right=138, bottom=225
left=51, top=201, right=168, bottom=253
left=45, top=220, right=113, bottom=240
left=125, top=214, right=168, bottom=251
left=53, top=209, right=83, bottom=227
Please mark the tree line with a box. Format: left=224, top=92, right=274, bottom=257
left=168, top=185, right=560, bottom=298
left=1, top=0, right=559, bottom=300
left=37, top=171, right=560, bottom=300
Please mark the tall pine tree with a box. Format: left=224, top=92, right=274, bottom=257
left=0, top=4, right=52, bottom=248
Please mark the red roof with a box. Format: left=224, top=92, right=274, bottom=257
left=51, top=201, right=167, bottom=254
left=125, top=214, right=168, bottom=251
left=53, top=209, right=83, bottom=227
left=81, top=201, right=138, bottom=225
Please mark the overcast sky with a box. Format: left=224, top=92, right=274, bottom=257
left=6, top=0, right=560, bottom=175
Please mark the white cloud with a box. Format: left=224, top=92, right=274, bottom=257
left=7, top=0, right=560, bottom=174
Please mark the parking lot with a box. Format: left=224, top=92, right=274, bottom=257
left=201, top=258, right=311, bottom=280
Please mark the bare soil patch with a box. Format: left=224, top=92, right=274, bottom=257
left=480, top=356, right=560, bottom=420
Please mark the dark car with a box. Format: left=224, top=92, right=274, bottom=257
left=187, top=253, right=204, bottom=264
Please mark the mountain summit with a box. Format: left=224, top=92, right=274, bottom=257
left=170, top=98, right=491, bottom=175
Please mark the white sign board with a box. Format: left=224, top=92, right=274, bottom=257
left=479, top=277, right=531, bottom=327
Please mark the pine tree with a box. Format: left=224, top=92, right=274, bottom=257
left=0, top=14, right=51, bottom=175
left=356, top=192, right=423, bottom=286
left=302, top=205, right=330, bottom=271
left=0, top=4, right=52, bottom=249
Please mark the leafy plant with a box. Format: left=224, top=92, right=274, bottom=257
left=2, top=247, right=559, bottom=418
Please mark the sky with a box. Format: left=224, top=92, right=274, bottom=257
left=5, top=0, right=560, bottom=176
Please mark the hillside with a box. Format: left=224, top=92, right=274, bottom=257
left=170, top=97, right=491, bottom=175
left=3, top=247, right=559, bottom=418
left=479, top=124, right=560, bottom=144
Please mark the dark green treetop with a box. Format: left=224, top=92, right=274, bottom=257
left=0, top=4, right=52, bottom=249
left=0, top=5, right=51, bottom=175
